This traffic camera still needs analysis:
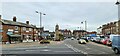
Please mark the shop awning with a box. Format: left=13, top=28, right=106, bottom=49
left=8, top=34, right=21, bottom=38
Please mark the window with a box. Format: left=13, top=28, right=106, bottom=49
left=23, top=27, right=26, bottom=31
left=15, top=26, right=18, bottom=30
left=29, top=28, right=32, bottom=31
left=0, top=25, right=2, bottom=29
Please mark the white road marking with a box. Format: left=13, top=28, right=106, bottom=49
left=54, top=51, right=74, bottom=52
left=42, top=49, right=50, bottom=51
left=25, top=50, right=40, bottom=51
left=65, top=44, right=88, bottom=54
left=25, top=49, right=51, bottom=52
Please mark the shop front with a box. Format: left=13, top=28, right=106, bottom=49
left=8, top=34, right=21, bottom=44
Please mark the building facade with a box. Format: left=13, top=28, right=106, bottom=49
left=101, top=21, right=119, bottom=35
left=73, top=30, right=87, bottom=38
left=59, top=29, right=72, bottom=38
left=1, top=16, right=39, bottom=44
left=97, top=26, right=102, bottom=35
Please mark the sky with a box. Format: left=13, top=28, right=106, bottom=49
left=0, top=0, right=119, bottom=32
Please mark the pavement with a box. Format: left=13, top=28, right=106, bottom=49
left=2, top=39, right=119, bottom=56
left=2, top=41, right=64, bottom=48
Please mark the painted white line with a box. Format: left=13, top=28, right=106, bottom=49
left=65, top=44, right=88, bottom=54
left=65, top=44, right=77, bottom=52
left=26, top=49, right=51, bottom=52
left=42, top=49, right=50, bottom=51
left=54, top=51, right=74, bottom=52
left=25, top=50, right=40, bottom=51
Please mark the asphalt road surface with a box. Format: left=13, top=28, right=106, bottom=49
left=2, top=39, right=118, bottom=56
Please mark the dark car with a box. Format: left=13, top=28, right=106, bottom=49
left=112, top=35, right=120, bottom=54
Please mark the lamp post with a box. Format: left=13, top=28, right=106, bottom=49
left=35, top=11, right=46, bottom=38
left=81, top=20, right=87, bottom=37
left=81, top=21, right=87, bottom=31
left=115, top=0, right=120, bottom=35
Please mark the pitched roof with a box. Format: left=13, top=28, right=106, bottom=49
left=1, top=19, right=37, bottom=28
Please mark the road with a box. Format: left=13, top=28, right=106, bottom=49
left=64, top=39, right=114, bottom=54
left=2, top=39, right=116, bottom=56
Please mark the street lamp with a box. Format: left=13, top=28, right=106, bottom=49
left=35, top=11, right=46, bottom=28
left=81, top=21, right=87, bottom=31
left=81, top=20, right=87, bottom=37
left=115, top=0, right=120, bottom=35
left=35, top=11, right=46, bottom=38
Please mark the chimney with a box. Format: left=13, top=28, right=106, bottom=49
left=13, top=16, right=17, bottom=22
left=26, top=21, right=29, bottom=24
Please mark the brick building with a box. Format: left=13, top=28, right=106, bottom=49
left=73, top=30, right=87, bottom=38
left=1, top=16, right=39, bottom=44
left=59, top=29, right=72, bottom=38
left=102, top=21, right=118, bottom=35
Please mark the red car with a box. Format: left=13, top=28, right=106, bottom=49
left=102, top=38, right=110, bottom=45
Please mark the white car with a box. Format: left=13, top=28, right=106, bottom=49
left=78, top=38, right=87, bottom=44
left=71, top=37, right=74, bottom=40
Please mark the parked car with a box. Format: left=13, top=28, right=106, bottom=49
left=91, top=37, right=97, bottom=42
left=77, top=38, right=79, bottom=40
left=107, top=39, right=112, bottom=46
left=71, top=37, right=74, bottom=40
left=95, top=37, right=101, bottom=43
left=78, top=38, right=87, bottom=44
left=99, top=36, right=105, bottom=44
left=112, top=35, right=120, bottom=54
left=81, top=37, right=89, bottom=42
left=40, top=40, right=50, bottom=44
left=102, top=37, right=110, bottom=45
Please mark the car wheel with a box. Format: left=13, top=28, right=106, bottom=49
left=114, top=48, right=119, bottom=54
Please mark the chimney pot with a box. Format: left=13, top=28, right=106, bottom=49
left=13, top=16, right=17, bottom=22
left=26, top=21, right=29, bottom=24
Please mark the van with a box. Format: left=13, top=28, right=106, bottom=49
left=112, top=35, right=120, bottom=54
left=107, top=34, right=118, bottom=46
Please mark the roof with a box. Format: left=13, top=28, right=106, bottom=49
left=59, top=29, right=71, bottom=32
left=73, top=30, right=86, bottom=32
left=1, top=19, right=37, bottom=28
